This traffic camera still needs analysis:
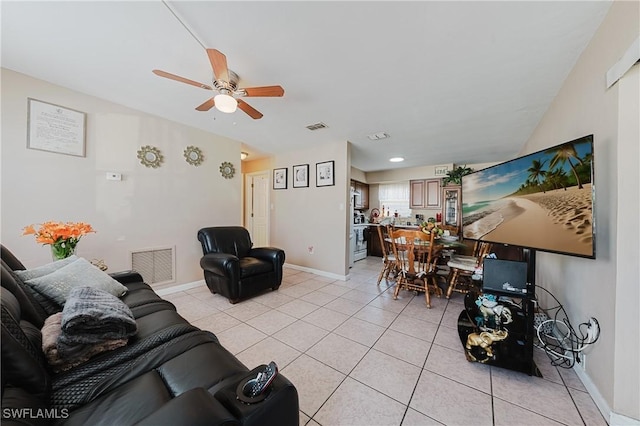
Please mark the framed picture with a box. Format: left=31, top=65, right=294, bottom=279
left=316, top=160, right=335, bottom=187
left=292, top=164, right=309, bottom=188
left=27, top=98, right=86, bottom=157
left=273, top=168, right=287, bottom=189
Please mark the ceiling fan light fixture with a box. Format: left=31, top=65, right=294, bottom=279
left=214, top=93, right=238, bottom=113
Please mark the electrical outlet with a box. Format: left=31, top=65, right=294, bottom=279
left=586, top=317, right=600, bottom=344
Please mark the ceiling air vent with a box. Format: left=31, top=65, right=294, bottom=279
left=367, top=132, right=390, bottom=140
left=306, top=122, right=328, bottom=131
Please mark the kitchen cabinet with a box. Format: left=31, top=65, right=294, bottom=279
left=442, top=185, right=461, bottom=236
left=367, top=225, right=383, bottom=257
left=410, top=179, right=441, bottom=209
left=359, top=183, right=369, bottom=209
left=351, top=180, right=369, bottom=210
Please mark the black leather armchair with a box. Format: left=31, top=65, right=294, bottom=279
left=197, top=227, right=285, bottom=304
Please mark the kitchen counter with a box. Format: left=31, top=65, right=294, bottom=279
left=367, top=222, right=420, bottom=257
left=367, top=222, right=420, bottom=229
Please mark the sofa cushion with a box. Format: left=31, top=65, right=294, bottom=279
left=238, top=257, right=273, bottom=277
left=1, top=262, right=49, bottom=326
left=14, top=255, right=79, bottom=281
left=59, top=371, right=172, bottom=426
left=23, top=258, right=128, bottom=306
left=1, top=288, right=50, bottom=396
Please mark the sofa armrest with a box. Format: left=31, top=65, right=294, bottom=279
left=248, top=247, right=285, bottom=265
left=109, top=270, right=144, bottom=285
left=134, top=388, right=239, bottom=426
left=200, top=253, right=239, bottom=277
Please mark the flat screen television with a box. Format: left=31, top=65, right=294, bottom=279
left=462, top=135, right=594, bottom=259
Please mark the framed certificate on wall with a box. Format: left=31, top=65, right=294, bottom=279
left=27, top=98, right=86, bottom=157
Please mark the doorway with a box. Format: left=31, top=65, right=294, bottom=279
left=244, top=171, right=270, bottom=247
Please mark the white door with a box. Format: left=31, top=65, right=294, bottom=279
left=245, top=172, right=270, bottom=246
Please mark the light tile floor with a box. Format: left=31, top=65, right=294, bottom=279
left=162, top=257, right=607, bottom=426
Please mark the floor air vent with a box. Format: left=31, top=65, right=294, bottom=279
left=131, top=247, right=175, bottom=285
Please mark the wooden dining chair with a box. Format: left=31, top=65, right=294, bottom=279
left=445, top=241, right=493, bottom=298
left=375, top=225, right=398, bottom=286
left=390, top=228, right=443, bottom=308
left=440, top=224, right=460, bottom=237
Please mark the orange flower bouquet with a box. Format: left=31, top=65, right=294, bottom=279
left=23, top=221, right=95, bottom=260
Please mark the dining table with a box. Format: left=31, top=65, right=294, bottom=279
left=385, top=234, right=465, bottom=275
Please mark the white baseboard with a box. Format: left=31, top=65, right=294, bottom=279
left=573, top=364, right=640, bottom=426
left=156, top=264, right=349, bottom=296
left=156, top=280, right=204, bottom=296
left=284, top=263, right=348, bottom=281
left=610, top=413, right=640, bottom=426
left=157, top=265, right=348, bottom=296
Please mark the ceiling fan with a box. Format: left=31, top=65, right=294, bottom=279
left=153, top=49, right=284, bottom=119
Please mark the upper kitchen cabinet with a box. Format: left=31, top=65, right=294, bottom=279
left=410, top=179, right=441, bottom=209
left=351, top=180, right=369, bottom=210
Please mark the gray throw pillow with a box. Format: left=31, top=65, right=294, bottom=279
left=15, top=255, right=79, bottom=281
left=24, top=258, right=127, bottom=306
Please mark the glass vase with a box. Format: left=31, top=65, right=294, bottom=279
left=51, top=242, right=76, bottom=261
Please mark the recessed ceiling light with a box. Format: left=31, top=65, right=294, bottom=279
left=389, top=157, right=404, bottom=163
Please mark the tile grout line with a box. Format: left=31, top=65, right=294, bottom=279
left=177, top=262, right=600, bottom=426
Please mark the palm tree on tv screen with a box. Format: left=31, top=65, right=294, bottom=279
left=527, top=159, right=547, bottom=193
left=546, top=142, right=585, bottom=189
left=546, top=168, right=569, bottom=191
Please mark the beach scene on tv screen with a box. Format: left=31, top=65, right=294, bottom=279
left=462, top=136, right=593, bottom=257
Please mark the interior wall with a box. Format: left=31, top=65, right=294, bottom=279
left=366, top=162, right=454, bottom=183
left=521, top=1, right=639, bottom=419
left=268, top=141, right=349, bottom=277
left=350, top=166, right=366, bottom=183
left=0, top=69, right=242, bottom=285
left=613, top=63, right=639, bottom=420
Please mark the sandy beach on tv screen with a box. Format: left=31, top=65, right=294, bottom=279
left=467, top=184, right=593, bottom=256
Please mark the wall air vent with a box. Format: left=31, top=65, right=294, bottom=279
left=306, top=122, right=328, bottom=131
left=131, top=246, right=175, bottom=286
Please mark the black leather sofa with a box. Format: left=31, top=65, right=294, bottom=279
left=1, top=246, right=298, bottom=425
left=197, top=227, right=285, bottom=304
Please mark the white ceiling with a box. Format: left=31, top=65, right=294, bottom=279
left=1, top=1, right=612, bottom=172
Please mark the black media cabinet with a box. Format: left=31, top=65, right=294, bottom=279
left=456, top=249, right=541, bottom=377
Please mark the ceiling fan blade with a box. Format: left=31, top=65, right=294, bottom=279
left=152, top=70, right=212, bottom=90
left=206, top=49, right=229, bottom=82
left=195, top=98, right=215, bottom=111
left=237, top=99, right=263, bottom=119
left=243, top=86, right=285, bottom=97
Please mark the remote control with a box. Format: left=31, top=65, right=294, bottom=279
left=245, top=361, right=278, bottom=398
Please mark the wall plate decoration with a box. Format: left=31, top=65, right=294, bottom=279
left=137, top=145, right=164, bottom=168
left=183, top=146, right=204, bottom=166
left=220, top=162, right=235, bottom=179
